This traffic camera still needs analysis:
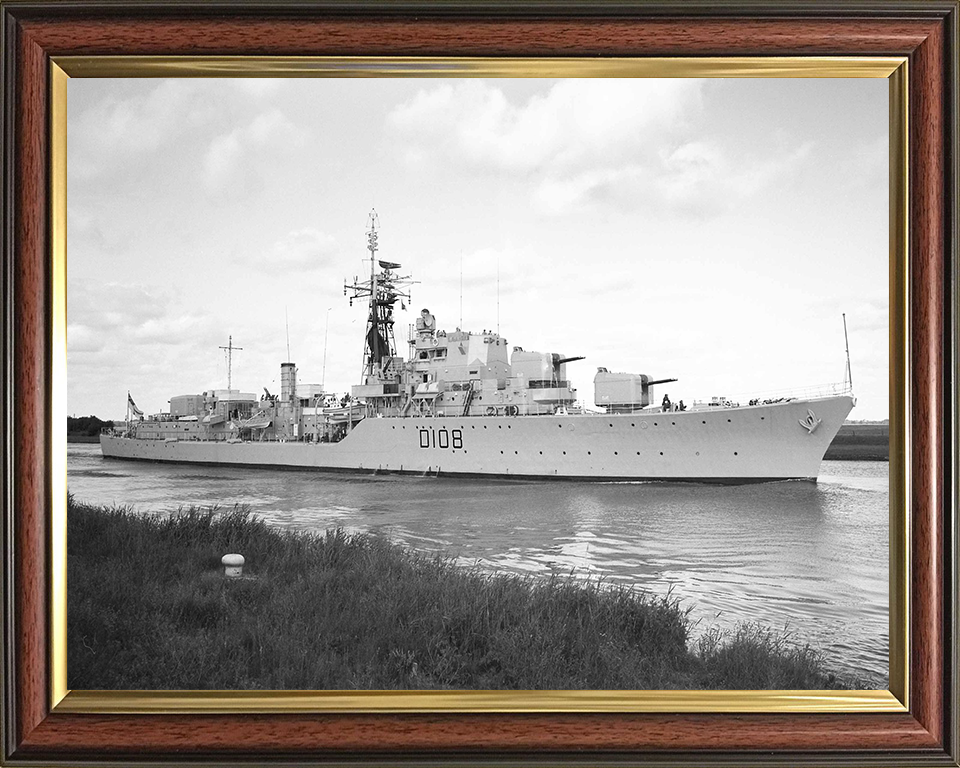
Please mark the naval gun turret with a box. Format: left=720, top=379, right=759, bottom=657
left=594, top=368, right=678, bottom=413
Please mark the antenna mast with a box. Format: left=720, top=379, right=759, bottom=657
left=321, top=307, right=331, bottom=392
left=842, top=313, right=853, bottom=392
left=219, top=335, right=243, bottom=390
left=344, top=210, right=417, bottom=384
left=285, top=308, right=291, bottom=362
left=496, top=256, right=500, bottom=335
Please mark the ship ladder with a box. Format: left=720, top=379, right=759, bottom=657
left=461, top=386, right=475, bottom=416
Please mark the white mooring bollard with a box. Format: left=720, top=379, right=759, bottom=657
left=221, top=553, right=245, bottom=578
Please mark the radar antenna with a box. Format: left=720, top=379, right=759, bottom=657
left=344, top=210, right=418, bottom=385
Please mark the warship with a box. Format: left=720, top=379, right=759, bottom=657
left=101, top=212, right=856, bottom=482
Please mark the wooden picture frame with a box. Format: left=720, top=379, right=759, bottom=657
left=2, top=2, right=957, bottom=764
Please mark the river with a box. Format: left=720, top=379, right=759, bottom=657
left=67, top=443, right=889, bottom=686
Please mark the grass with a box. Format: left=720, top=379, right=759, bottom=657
left=67, top=495, right=849, bottom=690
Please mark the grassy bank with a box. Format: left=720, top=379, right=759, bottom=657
left=68, top=497, right=846, bottom=690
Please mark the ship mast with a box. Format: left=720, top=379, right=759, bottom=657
left=219, top=335, right=243, bottom=391
left=344, top=210, right=416, bottom=385
left=842, top=313, right=853, bottom=392
left=218, top=335, right=242, bottom=428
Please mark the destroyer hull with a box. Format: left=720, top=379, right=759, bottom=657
left=100, top=395, right=854, bottom=482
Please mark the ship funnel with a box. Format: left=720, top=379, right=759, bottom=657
left=281, top=362, right=297, bottom=403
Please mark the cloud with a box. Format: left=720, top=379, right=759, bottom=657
left=533, top=140, right=813, bottom=217
left=263, top=228, right=340, bottom=270
left=228, top=79, right=287, bottom=98
left=388, top=79, right=814, bottom=218
left=67, top=278, right=229, bottom=415
left=425, top=245, right=530, bottom=297
left=69, top=80, right=304, bottom=195
left=69, top=81, right=218, bottom=179
left=67, top=206, right=132, bottom=256
left=844, top=134, right=888, bottom=190
left=202, top=109, right=305, bottom=194
left=68, top=279, right=217, bottom=354
left=389, top=79, right=702, bottom=174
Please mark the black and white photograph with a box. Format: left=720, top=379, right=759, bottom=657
left=66, top=75, right=889, bottom=691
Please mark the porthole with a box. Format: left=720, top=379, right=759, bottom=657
left=659, top=451, right=664, bottom=456
left=636, top=451, right=640, bottom=455
left=609, top=423, right=614, bottom=428
left=562, top=451, right=567, bottom=455
left=672, top=421, right=676, bottom=426
left=631, top=423, right=635, bottom=427
left=514, top=450, right=518, bottom=454
left=702, top=420, right=706, bottom=424
left=539, top=451, right=543, bottom=455
left=734, top=451, right=739, bottom=456
left=614, top=451, right=618, bottom=455
left=500, top=450, right=504, bottom=454
left=498, top=425, right=502, bottom=429
left=727, top=419, right=732, bottom=423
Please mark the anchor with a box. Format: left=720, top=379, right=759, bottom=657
left=798, top=409, right=822, bottom=434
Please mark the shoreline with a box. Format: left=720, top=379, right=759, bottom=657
left=823, top=424, right=889, bottom=461
left=67, top=496, right=854, bottom=691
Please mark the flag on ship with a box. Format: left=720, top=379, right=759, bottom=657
left=127, top=393, right=144, bottom=416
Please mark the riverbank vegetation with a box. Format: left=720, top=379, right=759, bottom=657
left=67, top=415, right=114, bottom=443
left=68, top=496, right=846, bottom=690
left=823, top=422, right=889, bottom=461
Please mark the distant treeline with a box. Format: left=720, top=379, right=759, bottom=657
left=824, top=422, right=889, bottom=461
left=67, top=416, right=114, bottom=440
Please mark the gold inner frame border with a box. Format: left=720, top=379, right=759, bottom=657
left=48, top=55, right=910, bottom=715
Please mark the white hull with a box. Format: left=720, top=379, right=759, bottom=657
left=101, top=395, right=854, bottom=482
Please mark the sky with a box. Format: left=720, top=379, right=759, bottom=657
left=67, top=77, right=889, bottom=421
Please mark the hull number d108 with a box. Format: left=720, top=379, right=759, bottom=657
left=419, top=428, right=463, bottom=450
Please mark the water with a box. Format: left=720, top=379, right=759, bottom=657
left=67, top=443, right=889, bottom=686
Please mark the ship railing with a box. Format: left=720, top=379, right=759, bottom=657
left=693, top=381, right=853, bottom=408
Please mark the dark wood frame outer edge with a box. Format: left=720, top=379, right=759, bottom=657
left=1, top=3, right=957, bottom=765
